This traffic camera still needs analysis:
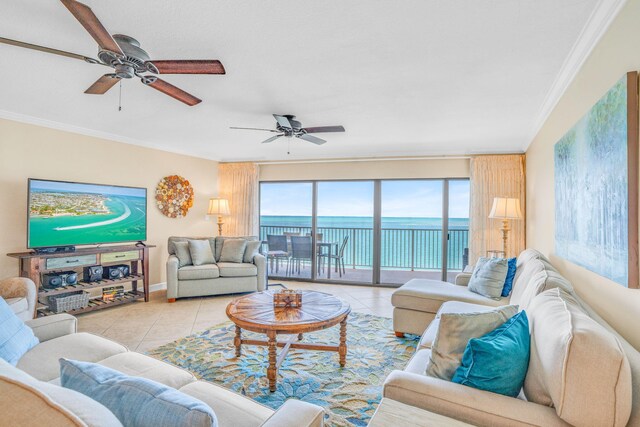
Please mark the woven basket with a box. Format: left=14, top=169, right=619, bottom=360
left=48, top=290, right=90, bottom=313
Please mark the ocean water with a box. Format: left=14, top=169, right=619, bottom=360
left=29, top=195, right=146, bottom=248
left=260, top=215, right=469, bottom=269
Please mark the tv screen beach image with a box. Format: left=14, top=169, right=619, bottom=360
left=28, top=180, right=147, bottom=248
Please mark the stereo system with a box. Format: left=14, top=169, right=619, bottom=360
left=83, top=265, right=103, bottom=282
left=42, top=271, right=78, bottom=289
left=103, top=264, right=130, bottom=280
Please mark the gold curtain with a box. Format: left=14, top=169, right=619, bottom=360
left=469, top=154, right=526, bottom=262
left=218, top=163, right=260, bottom=236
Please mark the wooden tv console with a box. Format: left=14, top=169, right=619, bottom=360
left=7, top=244, right=154, bottom=317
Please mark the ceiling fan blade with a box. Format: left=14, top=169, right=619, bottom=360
left=298, top=134, right=326, bottom=145
left=85, top=74, right=119, bottom=94
left=0, top=37, right=101, bottom=64
left=230, top=127, right=279, bottom=132
left=303, top=125, right=345, bottom=134
left=273, top=114, right=292, bottom=129
left=261, top=135, right=284, bottom=144
left=146, top=60, right=225, bottom=75
left=60, top=0, right=123, bottom=56
left=141, top=76, right=201, bottom=106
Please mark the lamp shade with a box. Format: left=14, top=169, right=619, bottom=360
left=207, top=198, right=230, bottom=216
left=489, top=197, right=522, bottom=220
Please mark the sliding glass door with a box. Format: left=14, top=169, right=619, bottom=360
left=316, top=181, right=374, bottom=283
left=260, top=178, right=469, bottom=285
left=259, top=182, right=313, bottom=279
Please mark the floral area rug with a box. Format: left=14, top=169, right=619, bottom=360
left=147, top=312, right=418, bottom=427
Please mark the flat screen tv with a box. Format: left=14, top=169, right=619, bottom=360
left=27, top=179, right=147, bottom=249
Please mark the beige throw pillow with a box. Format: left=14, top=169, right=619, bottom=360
left=243, top=240, right=262, bottom=263
left=425, top=305, right=518, bottom=380
left=220, top=239, right=248, bottom=263
left=188, top=240, right=216, bottom=266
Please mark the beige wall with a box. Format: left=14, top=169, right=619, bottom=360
left=526, top=0, right=640, bottom=349
left=0, top=118, right=218, bottom=285
left=259, top=158, right=470, bottom=181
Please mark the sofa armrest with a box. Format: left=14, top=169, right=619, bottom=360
left=25, top=314, right=77, bottom=342
left=260, top=399, right=324, bottom=427
left=454, top=273, right=471, bottom=286
left=166, top=255, right=179, bottom=300
left=383, top=370, right=569, bottom=427
left=0, top=277, right=37, bottom=318
left=253, top=254, right=267, bottom=291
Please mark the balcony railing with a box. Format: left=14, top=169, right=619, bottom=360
left=260, top=225, right=469, bottom=271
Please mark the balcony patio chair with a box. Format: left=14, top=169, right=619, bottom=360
left=318, top=235, right=349, bottom=277
left=283, top=231, right=301, bottom=254
left=289, top=236, right=313, bottom=275
left=266, top=234, right=289, bottom=274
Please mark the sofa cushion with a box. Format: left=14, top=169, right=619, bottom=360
left=426, top=305, right=518, bottom=380
left=98, top=352, right=197, bottom=390
left=219, top=239, right=248, bottom=263
left=17, top=332, right=127, bottom=381
left=6, top=297, right=28, bottom=316
left=419, top=301, right=499, bottom=350
left=189, top=239, right=216, bottom=266
left=178, top=265, right=220, bottom=281
left=452, top=311, right=530, bottom=397
left=392, top=279, right=507, bottom=314
left=217, top=262, right=258, bottom=278
left=0, top=358, right=122, bottom=427
left=524, top=288, right=632, bottom=427
left=60, top=359, right=218, bottom=427
left=179, top=380, right=273, bottom=427
left=0, top=297, right=38, bottom=366
left=509, top=259, right=548, bottom=305
left=405, top=348, right=432, bottom=375
left=174, top=241, right=193, bottom=267
left=512, top=269, right=573, bottom=310
left=468, top=257, right=509, bottom=299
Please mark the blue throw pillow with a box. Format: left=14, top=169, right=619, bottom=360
left=0, top=297, right=38, bottom=366
left=60, top=359, right=218, bottom=427
left=502, top=257, right=517, bottom=297
left=452, top=311, right=530, bottom=397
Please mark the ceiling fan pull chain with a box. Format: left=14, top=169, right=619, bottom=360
left=287, top=139, right=291, bottom=155
left=118, top=80, right=122, bottom=111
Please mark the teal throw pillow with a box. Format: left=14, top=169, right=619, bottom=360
left=60, top=358, right=218, bottom=427
left=0, top=297, right=38, bottom=366
left=502, top=257, right=517, bottom=297
left=468, top=257, right=509, bottom=299
left=452, top=311, right=530, bottom=397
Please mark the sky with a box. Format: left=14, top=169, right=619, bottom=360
left=260, top=180, right=470, bottom=218
left=30, top=179, right=146, bottom=198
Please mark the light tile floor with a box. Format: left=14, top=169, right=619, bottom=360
left=77, top=281, right=396, bottom=353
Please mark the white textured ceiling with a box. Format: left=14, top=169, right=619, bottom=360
left=0, top=0, right=602, bottom=161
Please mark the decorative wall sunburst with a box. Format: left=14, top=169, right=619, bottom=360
left=155, top=175, right=194, bottom=218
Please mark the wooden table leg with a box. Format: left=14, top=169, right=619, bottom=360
left=234, top=326, right=242, bottom=357
left=298, top=333, right=303, bottom=341
left=267, top=330, right=277, bottom=392
left=339, top=317, right=347, bottom=367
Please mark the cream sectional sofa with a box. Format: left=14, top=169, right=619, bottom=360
left=166, top=236, right=267, bottom=301
left=0, top=277, right=37, bottom=321
left=2, top=313, right=324, bottom=427
left=384, top=250, right=640, bottom=427
left=391, top=249, right=569, bottom=336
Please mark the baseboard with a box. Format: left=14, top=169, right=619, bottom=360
left=149, top=282, right=167, bottom=293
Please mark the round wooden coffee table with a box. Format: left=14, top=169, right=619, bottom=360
left=226, top=290, right=351, bottom=392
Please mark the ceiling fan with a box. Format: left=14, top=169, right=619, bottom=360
left=231, top=114, right=345, bottom=145
left=0, top=0, right=225, bottom=106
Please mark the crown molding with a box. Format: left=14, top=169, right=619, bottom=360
left=523, top=0, right=628, bottom=151
left=0, top=109, right=219, bottom=161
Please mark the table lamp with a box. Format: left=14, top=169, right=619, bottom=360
left=208, top=198, right=230, bottom=236
left=488, top=197, right=523, bottom=257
